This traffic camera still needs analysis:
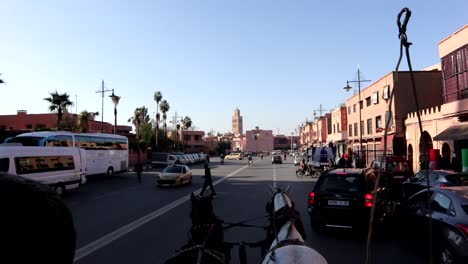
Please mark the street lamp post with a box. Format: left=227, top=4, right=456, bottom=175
left=344, top=69, right=371, bottom=165
left=290, top=132, right=293, bottom=152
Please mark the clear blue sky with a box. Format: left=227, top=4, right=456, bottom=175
left=0, top=0, right=466, bottom=135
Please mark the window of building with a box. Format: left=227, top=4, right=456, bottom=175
left=0, top=125, right=6, bottom=130
left=366, top=97, right=371, bottom=107
left=359, top=101, right=363, bottom=109
left=354, top=123, right=358, bottom=137
left=333, top=124, right=335, bottom=134
left=353, top=104, right=356, bottom=113
left=337, top=123, right=340, bottom=132
left=36, top=124, right=46, bottom=129
left=376, top=116, right=382, bottom=130
left=360, top=121, right=364, bottom=135
left=349, top=124, right=353, bottom=137
left=194, top=135, right=201, bottom=141
left=385, top=111, right=393, bottom=127
left=26, top=124, right=33, bottom=129
left=348, top=106, right=352, bottom=115
left=184, top=135, right=191, bottom=141
left=367, top=118, right=372, bottom=134
left=372, top=92, right=379, bottom=104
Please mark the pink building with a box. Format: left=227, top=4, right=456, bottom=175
left=345, top=69, right=442, bottom=165
left=179, top=130, right=205, bottom=153
left=300, top=122, right=315, bottom=149
left=232, top=135, right=246, bottom=152
left=328, top=106, right=348, bottom=157
left=406, top=25, right=468, bottom=172
left=246, top=129, right=274, bottom=153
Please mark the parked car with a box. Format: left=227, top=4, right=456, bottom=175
left=272, top=155, right=282, bottom=164
left=308, top=168, right=377, bottom=231
left=156, top=165, right=192, bottom=186
left=398, top=187, right=468, bottom=264
left=225, top=153, right=243, bottom=160
left=369, top=156, right=414, bottom=185
left=294, top=155, right=304, bottom=166
left=402, top=170, right=468, bottom=199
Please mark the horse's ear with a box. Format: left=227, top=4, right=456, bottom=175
left=284, top=185, right=291, bottom=194
left=268, top=185, right=276, bottom=195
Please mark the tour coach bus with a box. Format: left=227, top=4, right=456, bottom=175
left=3, top=131, right=129, bottom=177
left=0, top=146, right=86, bottom=194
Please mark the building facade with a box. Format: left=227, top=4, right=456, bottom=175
left=245, top=129, right=274, bottom=153
left=0, top=110, right=131, bottom=135
left=345, top=70, right=443, bottom=165
left=232, top=108, right=243, bottom=135
left=406, top=25, right=468, bottom=172
left=328, top=106, right=348, bottom=158
left=180, top=130, right=206, bottom=153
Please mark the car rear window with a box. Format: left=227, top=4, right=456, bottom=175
left=317, top=173, right=365, bottom=193
left=462, top=205, right=468, bottom=215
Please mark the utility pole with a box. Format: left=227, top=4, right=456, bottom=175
left=95, top=80, right=113, bottom=133
left=344, top=68, right=371, bottom=164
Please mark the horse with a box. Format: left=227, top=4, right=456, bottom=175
left=165, top=193, right=230, bottom=264
left=262, top=186, right=327, bottom=264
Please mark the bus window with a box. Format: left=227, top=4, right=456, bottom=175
left=46, top=136, right=73, bottom=147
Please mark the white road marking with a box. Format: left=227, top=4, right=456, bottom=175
left=74, top=164, right=249, bottom=262
left=273, top=164, right=277, bottom=188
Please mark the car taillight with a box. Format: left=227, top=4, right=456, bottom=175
left=365, top=193, right=373, bottom=208
left=455, top=224, right=468, bottom=236
left=308, top=192, right=315, bottom=205
left=440, top=183, right=448, bottom=188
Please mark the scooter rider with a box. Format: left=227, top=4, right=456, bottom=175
left=248, top=154, right=253, bottom=165
left=220, top=153, right=224, bottom=164
left=300, top=158, right=310, bottom=176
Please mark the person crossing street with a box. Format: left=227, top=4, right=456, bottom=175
left=199, top=163, right=216, bottom=197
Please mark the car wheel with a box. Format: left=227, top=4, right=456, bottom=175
left=106, top=167, right=114, bottom=177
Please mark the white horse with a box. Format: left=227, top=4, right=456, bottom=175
left=262, top=186, right=327, bottom=264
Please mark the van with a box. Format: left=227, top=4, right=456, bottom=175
left=0, top=146, right=87, bottom=194
left=151, top=152, right=178, bottom=166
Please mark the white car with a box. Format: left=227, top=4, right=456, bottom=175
left=157, top=165, right=192, bottom=186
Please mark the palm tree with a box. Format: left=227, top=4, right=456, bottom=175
left=44, top=91, right=73, bottom=130
left=181, top=116, right=193, bottom=151
left=77, top=110, right=99, bottom=132
left=110, top=94, right=121, bottom=134
left=159, top=100, right=170, bottom=134
left=128, top=106, right=150, bottom=163
left=154, top=91, right=163, bottom=150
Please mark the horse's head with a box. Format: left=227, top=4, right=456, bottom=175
left=190, top=193, right=216, bottom=225
left=266, top=185, right=292, bottom=215
left=264, top=185, right=307, bottom=241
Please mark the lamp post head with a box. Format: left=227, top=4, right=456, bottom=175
left=344, top=81, right=352, bottom=92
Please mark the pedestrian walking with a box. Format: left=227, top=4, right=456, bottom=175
left=135, top=162, right=143, bottom=184
left=283, top=153, right=287, bottom=161
left=199, top=163, right=216, bottom=197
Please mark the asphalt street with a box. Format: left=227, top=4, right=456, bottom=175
left=64, top=157, right=426, bottom=264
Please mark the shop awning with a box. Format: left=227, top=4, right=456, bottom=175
left=434, top=123, right=468, bottom=141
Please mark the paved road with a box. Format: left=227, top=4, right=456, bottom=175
left=65, top=157, right=426, bottom=264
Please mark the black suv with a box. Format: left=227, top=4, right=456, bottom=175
left=308, top=168, right=377, bottom=231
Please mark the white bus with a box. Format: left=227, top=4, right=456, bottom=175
left=0, top=146, right=87, bottom=194
left=3, top=131, right=128, bottom=177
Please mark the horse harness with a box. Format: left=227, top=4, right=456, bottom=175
left=167, top=223, right=227, bottom=264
